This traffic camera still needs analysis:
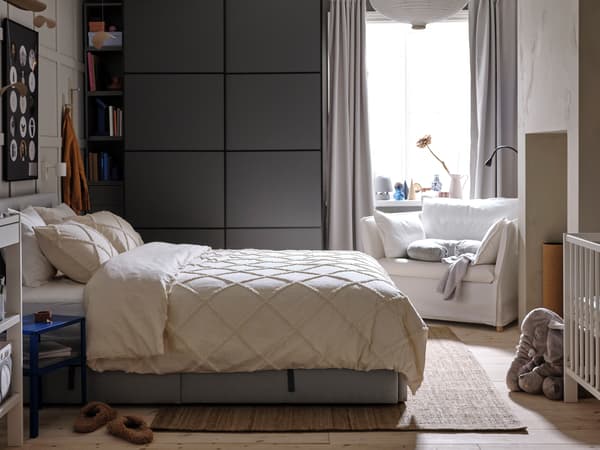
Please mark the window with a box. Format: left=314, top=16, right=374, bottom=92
left=366, top=13, right=470, bottom=196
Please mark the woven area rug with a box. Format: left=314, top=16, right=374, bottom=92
left=151, top=326, right=525, bottom=432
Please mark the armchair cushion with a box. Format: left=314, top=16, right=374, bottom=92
left=374, top=210, right=425, bottom=258
left=407, top=239, right=482, bottom=262
left=407, top=239, right=452, bottom=262
left=473, top=218, right=508, bottom=265
left=379, top=258, right=496, bottom=283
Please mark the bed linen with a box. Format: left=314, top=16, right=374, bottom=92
left=85, top=243, right=428, bottom=393
left=23, top=277, right=85, bottom=316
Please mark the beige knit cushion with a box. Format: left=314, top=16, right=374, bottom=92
left=72, top=211, right=143, bottom=253
left=35, top=221, right=118, bottom=283
left=34, top=203, right=77, bottom=224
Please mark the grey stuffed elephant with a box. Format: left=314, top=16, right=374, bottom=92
left=506, top=308, right=564, bottom=400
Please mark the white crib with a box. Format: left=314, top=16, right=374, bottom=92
left=564, top=233, right=600, bottom=402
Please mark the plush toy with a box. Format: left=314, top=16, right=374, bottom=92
left=506, top=307, right=565, bottom=400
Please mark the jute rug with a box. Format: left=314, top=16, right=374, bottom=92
left=151, top=326, right=525, bottom=432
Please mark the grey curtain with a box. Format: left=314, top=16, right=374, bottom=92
left=326, top=0, right=374, bottom=250
left=469, top=0, right=518, bottom=198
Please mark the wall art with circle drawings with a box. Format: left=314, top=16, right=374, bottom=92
left=2, top=19, right=38, bottom=181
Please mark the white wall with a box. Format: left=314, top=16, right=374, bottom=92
left=517, top=0, right=578, bottom=319
left=518, top=0, right=578, bottom=230
left=0, top=0, right=84, bottom=200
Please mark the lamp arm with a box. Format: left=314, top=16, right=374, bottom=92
left=484, top=145, right=518, bottom=166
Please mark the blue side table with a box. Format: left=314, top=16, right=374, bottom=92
left=23, top=315, right=87, bottom=438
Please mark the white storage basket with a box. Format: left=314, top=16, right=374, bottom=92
left=0, top=342, right=12, bottom=403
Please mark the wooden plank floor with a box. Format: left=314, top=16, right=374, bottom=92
left=3, top=321, right=600, bottom=449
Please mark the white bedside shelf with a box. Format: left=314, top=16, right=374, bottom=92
left=0, top=315, right=19, bottom=334
left=0, top=394, right=21, bottom=420
left=0, top=213, right=23, bottom=447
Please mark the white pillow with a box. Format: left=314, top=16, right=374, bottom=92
left=374, top=210, right=425, bottom=258
left=18, top=207, right=57, bottom=287
left=34, top=203, right=77, bottom=225
left=473, top=218, right=508, bottom=265
left=34, top=221, right=118, bottom=283
left=71, top=211, right=143, bottom=253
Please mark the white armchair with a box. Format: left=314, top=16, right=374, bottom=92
left=359, top=199, right=519, bottom=330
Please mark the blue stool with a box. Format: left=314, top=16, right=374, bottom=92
left=23, top=314, right=86, bottom=438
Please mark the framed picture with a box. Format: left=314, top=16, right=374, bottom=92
left=2, top=19, right=38, bottom=181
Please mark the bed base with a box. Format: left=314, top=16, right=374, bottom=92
left=27, top=368, right=407, bottom=405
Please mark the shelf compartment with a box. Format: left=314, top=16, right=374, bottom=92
left=0, top=393, right=21, bottom=420
left=86, top=46, right=122, bottom=53
left=0, top=315, right=20, bottom=334
left=24, top=354, right=82, bottom=375
left=88, top=90, right=123, bottom=97
left=88, top=181, right=123, bottom=187
left=88, top=136, right=123, bottom=142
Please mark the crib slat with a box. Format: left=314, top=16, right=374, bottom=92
left=594, top=251, right=600, bottom=390
left=572, top=242, right=577, bottom=375
left=579, top=245, right=584, bottom=378
left=587, top=248, right=593, bottom=383
left=567, top=243, right=577, bottom=370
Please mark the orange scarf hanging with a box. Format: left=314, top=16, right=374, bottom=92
left=62, top=107, right=91, bottom=214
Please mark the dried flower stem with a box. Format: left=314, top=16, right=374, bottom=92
left=426, top=145, right=451, bottom=175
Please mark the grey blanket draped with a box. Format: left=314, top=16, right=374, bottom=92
left=437, top=254, right=476, bottom=300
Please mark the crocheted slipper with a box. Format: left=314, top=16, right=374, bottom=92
left=107, top=415, right=154, bottom=445
left=73, top=401, right=118, bottom=433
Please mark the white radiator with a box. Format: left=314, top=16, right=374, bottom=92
left=564, top=233, right=600, bottom=402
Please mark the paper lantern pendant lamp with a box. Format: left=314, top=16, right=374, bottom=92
left=370, top=0, right=467, bottom=29
left=7, top=0, right=47, bottom=12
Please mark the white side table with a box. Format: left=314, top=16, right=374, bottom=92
left=0, top=214, right=23, bottom=447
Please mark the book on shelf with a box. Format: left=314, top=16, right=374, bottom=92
left=88, top=151, right=121, bottom=183
left=108, top=105, right=114, bottom=136
left=87, top=52, right=96, bottom=92
left=24, top=341, right=72, bottom=361
left=88, top=21, right=105, bottom=32
left=95, top=98, right=107, bottom=135
left=95, top=100, right=123, bottom=137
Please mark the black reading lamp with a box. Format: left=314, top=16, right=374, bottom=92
left=484, top=145, right=518, bottom=198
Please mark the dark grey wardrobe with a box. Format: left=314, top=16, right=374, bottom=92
left=123, top=0, right=325, bottom=249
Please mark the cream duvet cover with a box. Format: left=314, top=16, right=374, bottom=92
left=85, top=243, right=428, bottom=392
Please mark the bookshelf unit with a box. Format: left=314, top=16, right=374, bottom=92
left=83, top=1, right=124, bottom=215
left=0, top=214, right=24, bottom=447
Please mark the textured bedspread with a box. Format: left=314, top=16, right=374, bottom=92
left=85, top=243, right=428, bottom=392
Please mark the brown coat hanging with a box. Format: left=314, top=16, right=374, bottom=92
left=62, top=107, right=90, bottom=214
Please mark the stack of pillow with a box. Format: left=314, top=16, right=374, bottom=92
left=19, top=203, right=143, bottom=286
left=373, top=209, right=512, bottom=266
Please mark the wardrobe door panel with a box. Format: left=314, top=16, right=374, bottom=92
left=125, top=0, right=223, bottom=73
left=226, top=0, right=321, bottom=73
left=227, top=228, right=322, bottom=250
left=227, top=151, right=321, bottom=228
left=125, top=152, right=224, bottom=228
left=227, top=74, right=321, bottom=150
left=139, top=229, right=225, bottom=248
left=125, top=74, right=223, bottom=151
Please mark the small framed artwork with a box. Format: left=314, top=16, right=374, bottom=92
left=2, top=19, right=39, bottom=181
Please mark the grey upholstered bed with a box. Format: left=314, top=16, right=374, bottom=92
left=7, top=193, right=411, bottom=405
